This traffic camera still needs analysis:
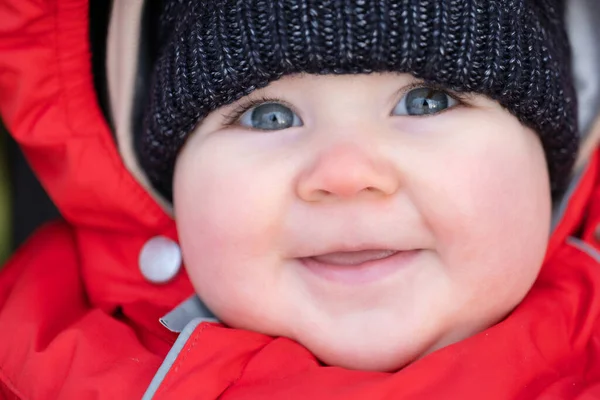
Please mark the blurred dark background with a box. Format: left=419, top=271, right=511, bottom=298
left=1, top=123, right=60, bottom=263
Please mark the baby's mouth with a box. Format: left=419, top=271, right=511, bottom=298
left=298, top=249, right=421, bottom=285
left=309, top=249, right=399, bottom=266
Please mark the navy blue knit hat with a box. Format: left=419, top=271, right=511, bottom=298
left=136, top=0, right=578, bottom=201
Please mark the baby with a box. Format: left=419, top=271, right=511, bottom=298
left=139, top=0, right=575, bottom=373
left=0, top=0, right=599, bottom=398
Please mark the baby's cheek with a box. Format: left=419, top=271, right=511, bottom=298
left=179, top=146, right=276, bottom=233
left=467, top=154, right=548, bottom=295
left=175, top=160, right=288, bottom=295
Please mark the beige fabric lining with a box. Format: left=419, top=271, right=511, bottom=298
left=107, top=0, right=173, bottom=214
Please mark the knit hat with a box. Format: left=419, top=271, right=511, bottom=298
left=136, top=0, right=579, bottom=202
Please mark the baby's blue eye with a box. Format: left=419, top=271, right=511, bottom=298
left=239, top=103, right=303, bottom=130
left=393, top=87, right=459, bottom=116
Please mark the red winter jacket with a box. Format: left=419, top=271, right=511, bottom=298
left=0, top=0, right=600, bottom=399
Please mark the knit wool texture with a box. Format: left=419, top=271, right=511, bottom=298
left=138, top=0, right=579, bottom=201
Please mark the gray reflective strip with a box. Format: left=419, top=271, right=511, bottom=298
left=551, top=163, right=587, bottom=233
left=142, top=318, right=204, bottom=399
left=567, top=237, right=600, bottom=263
left=160, top=295, right=218, bottom=333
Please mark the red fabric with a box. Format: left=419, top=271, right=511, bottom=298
left=0, top=0, right=599, bottom=398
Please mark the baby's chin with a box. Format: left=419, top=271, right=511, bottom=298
left=223, top=315, right=425, bottom=371
left=288, top=320, right=495, bottom=371
left=287, top=328, right=443, bottom=372
left=308, top=338, right=425, bottom=372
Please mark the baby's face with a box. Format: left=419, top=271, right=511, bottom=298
left=173, top=73, right=551, bottom=371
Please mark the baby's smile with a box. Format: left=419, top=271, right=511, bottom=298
left=297, top=248, right=422, bottom=285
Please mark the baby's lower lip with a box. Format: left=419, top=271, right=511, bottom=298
left=298, top=249, right=421, bottom=285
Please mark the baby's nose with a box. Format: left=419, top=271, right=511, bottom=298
left=296, top=143, right=400, bottom=202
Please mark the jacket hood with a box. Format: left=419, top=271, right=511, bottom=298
left=0, top=0, right=599, bottom=232
left=0, top=0, right=170, bottom=234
